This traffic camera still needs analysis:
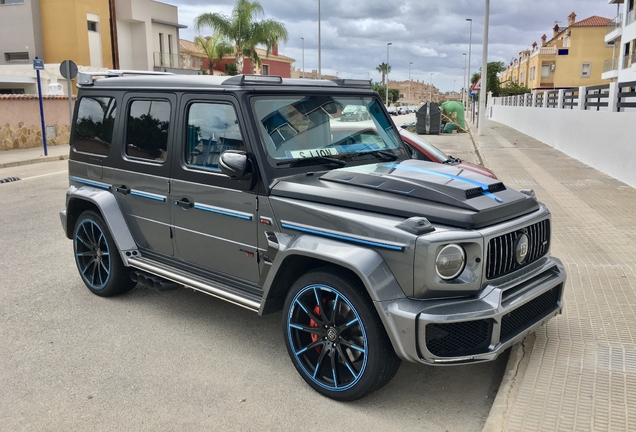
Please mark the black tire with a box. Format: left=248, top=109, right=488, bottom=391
left=73, top=210, right=136, bottom=297
left=282, top=266, right=401, bottom=401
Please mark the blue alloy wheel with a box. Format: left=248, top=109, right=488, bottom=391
left=72, top=211, right=135, bottom=297
left=283, top=267, right=400, bottom=400
left=287, top=284, right=368, bottom=392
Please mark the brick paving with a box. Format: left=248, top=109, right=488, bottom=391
left=474, top=119, right=636, bottom=431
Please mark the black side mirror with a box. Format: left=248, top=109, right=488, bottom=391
left=219, top=150, right=252, bottom=180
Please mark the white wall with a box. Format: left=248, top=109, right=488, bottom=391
left=490, top=105, right=636, bottom=188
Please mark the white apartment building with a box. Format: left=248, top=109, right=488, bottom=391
left=603, top=0, right=636, bottom=83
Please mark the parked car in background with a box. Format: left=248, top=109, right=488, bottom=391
left=399, top=128, right=498, bottom=179
left=341, top=105, right=371, bottom=122
left=387, top=106, right=398, bottom=116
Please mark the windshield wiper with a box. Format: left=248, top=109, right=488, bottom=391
left=443, top=155, right=462, bottom=165
left=358, top=150, right=399, bottom=161
left=276, top=156, right=346, bottom=168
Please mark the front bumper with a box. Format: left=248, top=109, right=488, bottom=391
left=377, top=256, right=566, bottom=365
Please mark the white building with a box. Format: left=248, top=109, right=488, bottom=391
left=602, top=0, right=636, bottom=83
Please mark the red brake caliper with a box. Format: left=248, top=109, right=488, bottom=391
left=309, top=305, right=321, bottom=352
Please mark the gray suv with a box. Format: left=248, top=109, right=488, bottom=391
left=60, top=72, right=566, bottom=401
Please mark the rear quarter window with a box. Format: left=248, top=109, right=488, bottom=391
left=72, top=96, right=117, bottom=156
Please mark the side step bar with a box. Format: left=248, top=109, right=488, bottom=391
left=128, top=257, right=262, bottom=312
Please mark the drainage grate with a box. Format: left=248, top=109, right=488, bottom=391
left=0, top=177, right=21, bottom=184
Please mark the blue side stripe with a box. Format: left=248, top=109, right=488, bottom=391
left=382, top=163, right=504, bottom=203
left=193, top=205, right=252, bottom=220
left=281, top=223, right=405, bottom=251
left=69, top=177, right=110, bottom=190
left=130, top=190, right=166, bottom=202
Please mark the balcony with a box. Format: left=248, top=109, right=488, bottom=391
left=530, top=46, right=557, bottom=59
left=624, top=54, right=634, bottom=70
left=628, top=8, right=636, bottom=25
left=606, top=13, right=623, bottom=42
left=153, top=52, right=179, bottom=69
left=602, top=57, right=620, bottom=80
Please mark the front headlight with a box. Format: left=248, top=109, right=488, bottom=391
left=435, top=244, right=466, bottom=280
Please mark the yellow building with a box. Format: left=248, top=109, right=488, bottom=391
left=40, top=0, right=114, bottom=68
left=501, top=12, right=614, bottom=91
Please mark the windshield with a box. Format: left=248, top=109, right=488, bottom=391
left=251, top=95, right=404, bottom=166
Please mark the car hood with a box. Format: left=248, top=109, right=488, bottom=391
left=270, top=159, right=538, bottom=229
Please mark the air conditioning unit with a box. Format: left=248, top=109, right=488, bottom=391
left=550, top=64, right=556, bottom=71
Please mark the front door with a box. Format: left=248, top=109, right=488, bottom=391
left=170, top=95, right=260, bottom=283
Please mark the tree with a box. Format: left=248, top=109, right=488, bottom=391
left=194, top=35, right=233, bottom=75
left=388, top=88, right=400, bottom=105
left=194, top=0, right=288, bottom=74
left=471, top=61, right=506, bottom=97
left=371, top=82, right=399, bottom=105
left=500, top=80, right=531, bottom=96
left=376, top=63, right=391, bottom=86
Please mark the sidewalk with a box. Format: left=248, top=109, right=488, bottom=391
left=0, top=144, right=69, bottom=169
left=468, top=119, right=636, bottom=431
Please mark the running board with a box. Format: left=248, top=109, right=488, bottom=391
left=128, top=257, right=262, bottom=312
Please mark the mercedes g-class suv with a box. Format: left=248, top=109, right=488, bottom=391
left=60, top=72, right=566, bottom=401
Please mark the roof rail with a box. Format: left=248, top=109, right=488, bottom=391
left=78, top=70, right=173, bottom=85
left=330, top=79, right=372, bottom=89
left=222, top=74, right=283, bottom=86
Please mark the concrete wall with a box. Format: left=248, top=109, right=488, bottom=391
left=0, top=95, right=73, bottom=150
left=490, top=104, right=636, bottom=188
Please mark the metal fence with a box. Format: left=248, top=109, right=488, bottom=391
left=563, top=89, right=578, bottom=110
left=618, top=80, right=636, bottom=112
left=546, top=91, right=558, bottom=108
left=584, top=84, right=610, bottom=111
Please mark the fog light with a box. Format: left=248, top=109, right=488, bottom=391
left=435, top=244, right=466, bottom=280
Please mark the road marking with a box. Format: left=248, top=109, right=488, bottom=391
left=21, top=170, right=67, bottom=180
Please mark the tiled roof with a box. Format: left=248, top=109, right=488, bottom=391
left=0, top=94, right=74, bottom=99
left=570, top=16, right=612, bottom=27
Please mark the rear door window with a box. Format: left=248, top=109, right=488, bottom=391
left=73, top=96, right=116, bottom=156
left=124, top=99, right=171, bottom=162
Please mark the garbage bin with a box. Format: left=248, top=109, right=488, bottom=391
left=416, top=103, right=441, bottom=135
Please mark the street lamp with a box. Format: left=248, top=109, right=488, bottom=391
left=453, top=79, right=456, bottom=94
left=386, top=42, right=392, bottom=107
left=466, top=18, right=473, bottom=112
left=463, top=53, right=467, bottom=107
left=301, top=37, right=304, bottom=78
left=478, top=1, right=490, bottom=136
left=318, top=0, right=321, bottom=79
left=408, top=61, right=413, bottom=107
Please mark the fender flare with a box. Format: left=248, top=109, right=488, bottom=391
left=65, top=185, right=138, bottom=265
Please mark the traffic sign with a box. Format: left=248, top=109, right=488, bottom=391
left=471, top=77, right=481, bottom=92
left=33, top=58, right=44, bottom=70
left=60, top=60, right=78, bottom=79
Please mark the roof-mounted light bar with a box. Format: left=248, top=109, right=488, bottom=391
left=330, top=79, right=372, bottom=89
left=78, top=70, right=173, bottom=85
left=223, top=74, right=284, bottom=86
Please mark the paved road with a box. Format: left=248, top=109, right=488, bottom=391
left=0, top=160, right=507, bottom=431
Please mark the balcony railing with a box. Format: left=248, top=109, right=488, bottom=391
left=628, top=8, right=635, bottom=25
left=607, top=13, right=623, bottom=34
left=153, top=52, right=179, bottom=69
left=624, top=55, right=634, bottom=70
left=604, top=57, right=620, bottom=73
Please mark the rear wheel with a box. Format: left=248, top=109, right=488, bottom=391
left=283, top=267, right=400, bottom=401
left=73, top=210, right=135, bottom=297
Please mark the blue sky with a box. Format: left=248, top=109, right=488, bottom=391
left=167, top=0, right=616, bottom=92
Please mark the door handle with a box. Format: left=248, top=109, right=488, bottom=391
left=175, top=198, right=194, bottom=209
left=115, top=185, right=131, bottom=195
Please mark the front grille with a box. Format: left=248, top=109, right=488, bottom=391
left=500, top=284, right=562, bottom=342
left=425, top=319, right=493, bottom=357
left=486, top=219, right=550, bottom=279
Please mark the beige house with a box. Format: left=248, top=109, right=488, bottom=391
left=500, top=12, right=614, bottom=91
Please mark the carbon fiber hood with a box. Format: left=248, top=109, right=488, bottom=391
left=271, top=160, right=539, bottom=229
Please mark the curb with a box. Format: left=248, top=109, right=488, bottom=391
left=0, top=154, right=68, bottom=169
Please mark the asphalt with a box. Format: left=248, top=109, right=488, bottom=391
left=2, top=118, right=635, bottom=431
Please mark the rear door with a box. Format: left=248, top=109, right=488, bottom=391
left=170, top=94, right=260, bottom=283
left=112, top=93, right=176, bottom=256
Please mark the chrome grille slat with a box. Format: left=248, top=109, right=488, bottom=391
left=486, top=220, right=551, bottom=280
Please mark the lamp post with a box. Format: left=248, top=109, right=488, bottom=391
left=453, top=79, right=456, bottom=94
left=466, top=18, right=473, bottom=114
left=408, top=61, right=413, bottom=107
left=430, top=73, right=433, bottom=102
left=318, top=0, right=321, bottom=79
left=478, top=0, right=490, bottom=136
left=301, top=37, right=304, bottom=78
left=386, top=42, right=392, bottom=107
left=463, top=53, right=467, bottom=107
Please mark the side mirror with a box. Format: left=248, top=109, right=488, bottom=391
left=219, top=150, right=252, bottom=180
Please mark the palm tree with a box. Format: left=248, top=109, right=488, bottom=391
left=194, top=0, right=288, bottom=74
left=194, top=35, right=234, bottom=75
left=376, top=62, right=391, bottom=86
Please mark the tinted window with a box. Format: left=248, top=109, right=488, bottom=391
left=73, top=96, right=116, bottom=156
left=125, top=100, right=170, bottom=162
left=185, top=103, right=244, bottom=170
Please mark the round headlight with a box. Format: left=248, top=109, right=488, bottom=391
left=435, top=244, right=466, bottom=280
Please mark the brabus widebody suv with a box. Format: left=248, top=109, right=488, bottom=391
left=60, top=72, right=566, bottom=401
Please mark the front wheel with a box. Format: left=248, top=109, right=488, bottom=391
left=283, top=267, right=401, bottom=401
left=73, top=210, right=135, bottom=297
